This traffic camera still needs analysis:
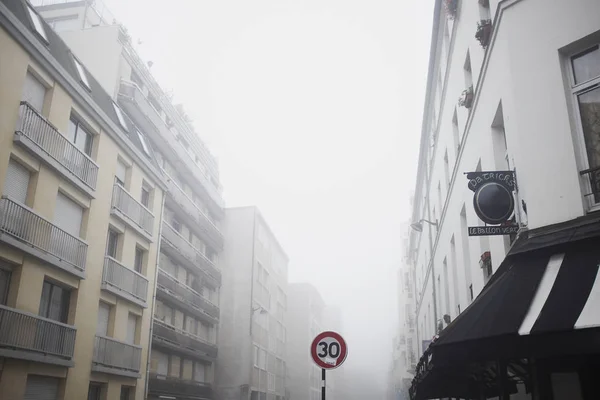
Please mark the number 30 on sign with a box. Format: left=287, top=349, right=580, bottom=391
left=311, top=331, right=348, bottom=369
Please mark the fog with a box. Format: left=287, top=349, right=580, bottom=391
left=105, top=0, right=433, bottom=392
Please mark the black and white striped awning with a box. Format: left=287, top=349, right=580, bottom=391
left=411, top=215, right=600, bottom=400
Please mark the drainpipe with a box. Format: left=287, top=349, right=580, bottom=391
left=247, top=208, right=258, bottom=400
left=143, top=189, right=167, bottom=400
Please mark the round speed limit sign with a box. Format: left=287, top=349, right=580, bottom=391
left=311, top=331, right=348, bottom=369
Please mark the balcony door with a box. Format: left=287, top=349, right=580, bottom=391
left=22, top=71, right=46, bottom=113
left=52, top=193, right=83, bottom=262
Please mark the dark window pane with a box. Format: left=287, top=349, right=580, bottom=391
left=0, top=268, right=11, bottom=305
left=134, top=248, right=143, bottom=273
left=141, top=188, right=150, bottom=207
left=39, top=281, right=51, bottom=317
left=572, top=46, right=600, bottom=84
left=88, top=383, right=102, bottom=400
left=578, top=86, right=600, bottom=202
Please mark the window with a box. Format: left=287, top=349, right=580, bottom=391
left=130, top=70, right=143, bottom=88
left=136, top=129, right=151, bottom=155
left=148, top=93, right=161, bottom=114
left=4, top=159, right=31, bottom=203
left=113, top=102, right=128, bottom=131
left=141, top=185, right=151, bottom=208
left=126, top=313, right=137, bottom=344
left=152, top=350, right=169, bottom=376
left=119, top=386, right=133, bottom=400
left=253, top=345, right=259, bottom=366
left=134, top=247, right=144, bottom=273
left=0, top=266, right=11, bottom=305
left=106, top=229, right=119, bottom=259
left=39, top=281, right=70, bottom=323
left=169, top=355, right=181, bottom=377
left=571, top=45, right=600, bottom=204
left=68, top=117, right=93, bottom=156
left=469, top=284, right=474, bottom=302
left=27, top=5, right=48, bottom=42
left=22, top=71, right=46, bottom=112
left=73, top=56, right=91, bottom=89
left=97, top=302, right=110, bottom=336
left=88, top=383, right=103, bottom=400
left=172, top=217, right=182, bottom=233
left=115, top=159, right=128, bottom=186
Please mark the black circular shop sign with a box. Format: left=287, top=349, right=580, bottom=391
left=473, top=181, right=514, bottom=225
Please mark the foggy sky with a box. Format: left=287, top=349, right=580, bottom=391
left=104, top=0, right=434, bottom=387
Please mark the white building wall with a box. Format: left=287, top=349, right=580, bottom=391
left=410, top=0, right=600, bottom=359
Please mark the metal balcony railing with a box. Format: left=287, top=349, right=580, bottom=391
left=148, top=374, right=212, bottom=398
left=161, top=222, right=220, bottom=285
left=165, top=175, right=223, bottom=249
left=102, top=256, right=149, bottom=303
left=111, top=184, right=154, bottom=235
left=0, top=304, right=76, bottom=359
left=0, top=197, right=87, bottom=272
left=16, top=102, right=99, bottom=190
left=92, top=335, right=142, bottom=373
left=152, top=319, right=217, bottom=358
left=157, top=269, right=219, bottom=318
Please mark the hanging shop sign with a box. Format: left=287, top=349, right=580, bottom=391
left=466, top=170, right=519, bottom=236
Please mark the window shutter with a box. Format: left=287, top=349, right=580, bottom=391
left=54, top=193, right=83, bottom=237
left=4, top=160, right=30, bottom=203
left=126, top=314, right=136, bottom=344
left=24, top=376, right=59, bottom=400
left=0, top=267, right=10, bottom=305
left=97, top=303, right=110, bottom=336
left=22, top=72, right=46, bottom=113
left=156, top=351, right=168, bottom=376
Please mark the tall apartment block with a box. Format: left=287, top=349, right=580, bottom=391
left=33, top=1, right=226, bottom=399
left=286, top=283, right=326, bottom=400
left=0, top=0, right=167, bottom=399
left=218, top=207, right=288, bottom=400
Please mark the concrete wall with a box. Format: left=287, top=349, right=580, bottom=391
left=0, top=21, right=163, bottom=400
left=410, top=0, right=600, bottom=359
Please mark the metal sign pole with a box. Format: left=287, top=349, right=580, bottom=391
left=321, top=368, right=326, bottom=400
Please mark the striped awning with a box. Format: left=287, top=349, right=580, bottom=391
left=410, top=215, right=600, bottom=400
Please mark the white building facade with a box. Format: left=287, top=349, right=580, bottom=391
left=408, top=0, right=600, bottom=385
left=217, top=207, right=288, bottom=400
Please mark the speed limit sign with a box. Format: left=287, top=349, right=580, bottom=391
left=311, top=331, right=348, bottom=370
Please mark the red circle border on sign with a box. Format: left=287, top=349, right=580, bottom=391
left=310, top=331, right=348, bottom=370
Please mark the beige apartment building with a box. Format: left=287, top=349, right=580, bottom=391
left=31, top=1, right=226, bottom=399
left=0, top=0, right=167, bottom=399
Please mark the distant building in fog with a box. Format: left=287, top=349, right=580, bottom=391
left=217, top=207, right=289, bottom=400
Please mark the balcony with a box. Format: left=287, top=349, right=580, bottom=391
left=92, top=335, right=142, bottom=378
left=14, top=102, right=98, bottom=197
left=165, top=176, right=224, bottom=251
left=158, top=269, right=219, bottom=323
left=118, top=80, right=224, bottom=212
left=152, top=320, right=217, bottom=361
left=160, top=222, right=221, bottom=288
left=0, top=197, right=87, bottom=278
left=111, top=184, right=154, bottom=241
left=0, top=304, right=76, bottom=367
left=148, top=374, right=213, bottom=399
left=101, top=256, right=148, bottom=308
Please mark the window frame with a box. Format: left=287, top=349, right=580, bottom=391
left=72, top=55, right=91, bottom=90
left=113, top=102, right=129, bottom=132
left=106, top=229, right=120, bottom=259
left=26, top=5, right=49, bottom=43
left=566, top=43, right=600, bottom=210
left=39, top=280, right=71, bottom=323
left=134, top=247, right=144, bottom=273
left=136, top=129, right=151, bottom=155
left=68, top=116, right=93, bottom=156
